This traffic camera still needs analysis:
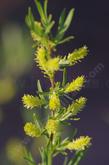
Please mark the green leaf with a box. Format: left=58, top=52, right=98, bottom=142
left=24, top=150, right=36, bottom=165
left=39, top=147, right=48, bottom=165
left=44, top=0, right=48, bottom=18
left=55, top=8, right=75, bottom=44
left=24, top=157, right=36, bottom=165
left=25, top=7, right=44, bottom=36
left=69, top=127, right=78, bottom=139
left=25, top=7, right=35, bottom=29
left=33, top=113, right=41, bottom=131
left=45, top=21, right=55, bottom=34
left=64, top=8, right=75, bottom=32
left=64, top=94, right=74, bottom=101
left=34, top=0, right=46, bottom=22
left=37, top=80, right=43, bottom=93
left=68, top=149, right=88, bottom=165
left=48, top=14, right=52, bottom=24
left=58, top=9, right=66, bottom=30
left=37, top=80, right=46, bottom=101
left=58, top=36, right=74, bottom=45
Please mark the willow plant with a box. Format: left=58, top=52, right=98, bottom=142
left=22, top=0, right=92, bottom=164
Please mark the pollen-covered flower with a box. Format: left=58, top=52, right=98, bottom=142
left=35, top=47, right=59, bottom=77
left=24, top=122, right=41, bottom=137
left=67, top=46, right=88, bottom=66
left=64, top=76, right=85, bottom=93
left=35, top=46, right=47, bottom=72
left=49, top=93, right=60, bottom=111
left=59, top=46, right=88, bottom=68
left=67, top=136, right=91, bottom=151
left=22, top=94, right=43, bottom=109
left=68, top=97, right=87, bottom=116
left=46, top=119, right=59, bottom=135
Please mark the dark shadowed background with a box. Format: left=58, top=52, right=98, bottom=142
left=0, top=0, right=109, bottom=164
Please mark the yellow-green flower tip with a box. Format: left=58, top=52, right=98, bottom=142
left=35, top=47, right=60, bottom=78
left=68, top=97, right=87, bottom=116
left=67, top=136, right=91, bottom=151
left=49, top=93, right=60, bottom=111
left=24, top=122, right=41, bottom=137
left=68, top=46, right=88, bottom=65
left=35, top=47, right=47, bottom=71
left=46, top=119, right=59, bottom=135
left=64, top=76, right=85, bottom=93
left=22, top=94, right=43, bottom=109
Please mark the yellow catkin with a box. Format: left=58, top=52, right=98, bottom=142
left=46, top=119, right=59, bottom=135
left=68, top=97, right=87, bottom=116
left=22, top=94, right=42, bottom=109
left=64, top=76, right=85, bottom=93
left=67, top=136, right=91, bottom=151
left=67, top=46, right=88, bottom=65
left=24, top=122, right=40, bottom=137
left=35, top=47, right=59, bottom=77
left=35, top=47, right=47, bottom=71
left=49, top=93, right=60, bottom=111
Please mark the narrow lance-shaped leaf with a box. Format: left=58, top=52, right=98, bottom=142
left=58, top=36, right=74, bottom=45
left=64, top=8, right=75, bottom=31
left=68, top=149, right=88, bottom=165
left=58, top=8, right=66, bottom=30
left=33, top=113, right=41, bottom=132
left=26, top=7, right=44, bottom=36
left=44, top=0, right=48, bottom=19
left=37, top=80, right=45, bottom=101
left=45, top=20, right=55, bottom=34
left=34, top=0, right=46, bottom=22
left=55, top=8, right=75, bottom=44
left=48, top=14, right=53, bottom=24
left=25, top=7, right=35, bottom=29
left=24, top=150, right=36, bottom=165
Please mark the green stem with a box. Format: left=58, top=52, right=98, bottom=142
left=62, top=68, right=67, bottom=87
left=46, top=76, right=55, bottom=165
left=48, top=152, right=52, bottom=165
left=50, top=77, right=55, bottom=89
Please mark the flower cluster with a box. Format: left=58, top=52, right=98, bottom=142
left=59, top=46, right=88, bottom=68
left=46, top=119, right=59, bottom=135
left=22, top=94, right=43, bottom=109
left=67, top=136, right=91, bottom=151
left=22, top=0, right=92, bottom=164
left=24, top=122, right=41, bottom=137
left=68, top=97, right=87, bottom=116
left=35, top=47, right=60, bottom=78
left=49, top=93, right=60, bottom=111
left=64, top=76, right=85, bottom=93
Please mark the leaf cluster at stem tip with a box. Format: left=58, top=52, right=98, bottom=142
left=26, top=0, right=75, bottom=50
